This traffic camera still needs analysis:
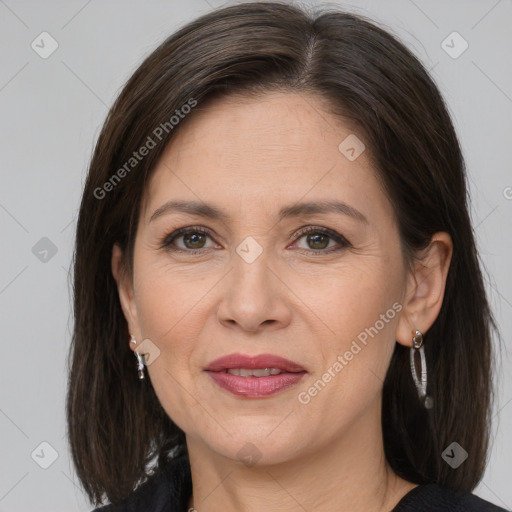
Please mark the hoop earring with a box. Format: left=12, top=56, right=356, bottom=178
left=410, top=330, right=433, bottom=409
left=134, top=351, right=145, bottom=380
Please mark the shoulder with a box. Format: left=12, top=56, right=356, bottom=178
left=393, top=483, right=509, bottom=512
left=90, top=454, right=191, bottom=512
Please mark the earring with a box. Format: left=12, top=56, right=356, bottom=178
left=130, top=335, right=145, bottom=380
left=134, top=351, right=145, bottom=380
left=410, top=330, right=433, bottom=409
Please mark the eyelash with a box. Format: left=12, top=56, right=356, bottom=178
left=160, top=225, right=351, bottom=256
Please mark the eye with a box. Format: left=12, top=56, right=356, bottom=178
left=290, top=226, right=351, bottom=254
left=160, top=226, right=218, bottom=254
left=160, top=225, right=351, bottom=255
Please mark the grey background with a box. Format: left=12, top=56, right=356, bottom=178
left=0, top=0, right=510, bottom=510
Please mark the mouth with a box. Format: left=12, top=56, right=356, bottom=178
left=204, top=353, right=307, bottom=398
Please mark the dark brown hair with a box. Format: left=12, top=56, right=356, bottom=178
left=66, top=1, right=497, bottom=506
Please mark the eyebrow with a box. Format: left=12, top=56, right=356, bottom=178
left=149, top=199, right=368, bottom=224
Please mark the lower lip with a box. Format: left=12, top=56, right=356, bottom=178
left=206, top=371, right=306, bottom=398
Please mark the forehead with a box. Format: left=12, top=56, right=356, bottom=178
left=160, top=91, right=354, bottom=165
left=142, top=91, right=389, bottom=222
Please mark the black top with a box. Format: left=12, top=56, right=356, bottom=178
left=92, top=454, right=508, bottom=512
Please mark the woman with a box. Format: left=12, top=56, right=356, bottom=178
left=66, top=2, right=506, bottom=511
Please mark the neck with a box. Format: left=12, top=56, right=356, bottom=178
left=185, top=402, right=417, bottom=512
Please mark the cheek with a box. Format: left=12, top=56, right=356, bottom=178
left=315, top=257, right=403, bottom=338
left=310, top=261, right=403, bottom=395
left=131, top=260, right=215, bottom=431
left=133, top=256, right=212, bottom=341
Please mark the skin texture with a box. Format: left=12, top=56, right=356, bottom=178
left=112, top=92, right=452, bottom=511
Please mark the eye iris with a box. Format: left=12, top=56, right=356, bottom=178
left=184, top=232, right=206, bottom=249
left=177, top=230, right=334, bottom=250
left=307, top=233, right=329, bottom=250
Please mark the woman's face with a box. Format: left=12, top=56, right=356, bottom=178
left=117, top=91, right=412, bottom=465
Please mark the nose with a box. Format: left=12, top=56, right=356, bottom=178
left=216, top=248, right=292, bottom=333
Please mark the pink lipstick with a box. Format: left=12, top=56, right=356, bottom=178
left=204, top=353, right=307, bottom=398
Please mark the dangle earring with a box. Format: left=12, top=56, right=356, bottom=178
left=130, top=334, right=145, bottom=380
left=409, top=330, right=433, bottom=409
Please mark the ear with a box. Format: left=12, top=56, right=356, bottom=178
left=111, top=243, right=141, bottom=349
left=396, top=232, right=453, bottom=347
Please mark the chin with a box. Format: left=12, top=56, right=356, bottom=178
left=195, top=421, right=311, bottom=468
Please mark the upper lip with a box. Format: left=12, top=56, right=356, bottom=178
left=205, top=353, right=306, bottom=373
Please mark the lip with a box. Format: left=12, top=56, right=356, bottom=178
left=204, top=353, right=306, bottom=373
left=204, top=353, right=307, bottom=398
